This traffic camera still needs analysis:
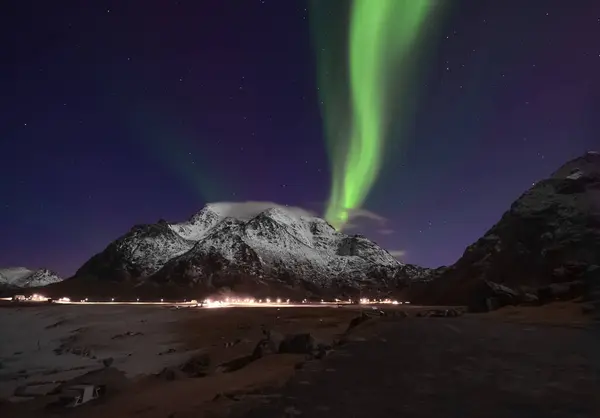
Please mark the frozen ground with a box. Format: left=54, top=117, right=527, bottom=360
left=0, top=304, right=200, bottom=400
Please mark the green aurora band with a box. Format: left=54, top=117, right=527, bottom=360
left=313, top=0, right=436, bottom=230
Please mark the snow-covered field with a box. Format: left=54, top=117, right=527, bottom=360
left=0, top=305, right=200, bottom=400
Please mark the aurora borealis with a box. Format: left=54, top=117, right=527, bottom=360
left=312, top=0, right=436, bottom=229
left=2, top=0, right=598, bottom=276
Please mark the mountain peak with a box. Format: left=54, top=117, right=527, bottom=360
left=189, top=204, right=226, bottom=223
left=550, top=151, right=600, bottom=180
left=0, top=267, right=63, bottom=288
left=251, top=206, right=307, bottom=225
left=68, top=203, right=419, bottom=295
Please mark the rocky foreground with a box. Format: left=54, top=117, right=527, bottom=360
left=0, top=303, right=392, bottom=417
left=240, top=316, right=600, bottom=418
left=1, top=303, right=597, bottom=418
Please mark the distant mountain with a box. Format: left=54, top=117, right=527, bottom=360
left=0, top=267, right=63, bottom=288
left=411, top=152, right=600, bottom=312
left=66, top=204, right=428, bottom=297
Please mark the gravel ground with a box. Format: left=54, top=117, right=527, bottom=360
left=241, top=318, right=600, bottom=418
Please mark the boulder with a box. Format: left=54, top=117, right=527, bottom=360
left=537, top=281, right=585, bottom=304
left=252, top=329, right=284, bottom=359
left=346, top=313, right=371, bottom=332
left=251, top=330, right=329, bottom=359
left=278, top=333, right=318, bottom=355
left=179, top=353, right=211, bottom=377
left=157, top=367, right=185, bottom=381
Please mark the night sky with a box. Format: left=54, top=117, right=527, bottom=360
left=2, top=0, right=599, bottom=277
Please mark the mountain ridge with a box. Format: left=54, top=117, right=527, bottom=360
left=59, top=203, right=428, bottom=298
left=0, top=267, right=63, bottom=288
left=409, top=151, right=600, bottom=311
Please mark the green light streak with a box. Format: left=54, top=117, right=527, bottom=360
left=316, top=0, right=434, bottom=229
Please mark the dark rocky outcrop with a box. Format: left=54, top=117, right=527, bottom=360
left=157, top=353, right=211, bottom=380
left=251, top=329, right=329, bottom=360
left=411, top=152, right=600, bottom=312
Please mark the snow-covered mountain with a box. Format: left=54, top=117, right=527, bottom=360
left=74, top=220, right=197, bottom=282
left=73, top=204, right=427, bottom=294
left=0, top=267, right=63, bottom=288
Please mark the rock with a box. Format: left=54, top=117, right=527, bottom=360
left=278, top=333, right=318, bottom=355
left=252, top=329, right=284, bottom=359
left=520, top=292, right=539, bottom=305
left=216, top=355, right=254, bottom=373
left=252, top=330, right=328, bottom=358
left=314, top=343, right=332, bottom=359
left=102, top=357, right=114, bottom=368
left=224, top=338, right=242, bottom=348
left=158, top=348, right=177, bottom=356
left=56, top=345, right=95, bottom=358
left=111, top=331, right=144, bottom=340
left=179, top=353, right=210, bottom=377
left=346, top=313, right=371, bottom=332
left=157, top=367, right=185, bottom=381
left=537, top=280, right=585, bottom=303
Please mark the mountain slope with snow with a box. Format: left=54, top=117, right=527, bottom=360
left=152, top=207, right=415, bottom=292
left=69, top=204, right=426, bottom=294
left=74, top=220, right=197, bottom=281
left=0, top=267, right=63, bottom=288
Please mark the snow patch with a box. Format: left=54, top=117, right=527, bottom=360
left=566, top=170, right=583, bottom=180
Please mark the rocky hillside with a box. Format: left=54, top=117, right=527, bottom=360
left=74, top=220, right=196, bottom=282
left=411, top=152, right=600, bottom=312
left=0, top=267, right=63, bottom=288
left=67, top=204, right=427, bottom=296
